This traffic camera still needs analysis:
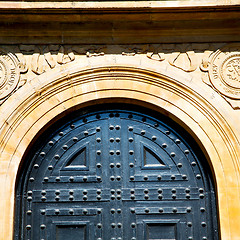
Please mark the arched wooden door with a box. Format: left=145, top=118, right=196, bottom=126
left=15, top=105, right=219, bottom=240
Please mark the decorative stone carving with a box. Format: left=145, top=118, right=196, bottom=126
left=0, top=49, right=20, bottom=102
left=146, top=45, right=165, bottom=61
left=168, top=44, right=197, bottom=72
left=122, top=45, right=148, bottom=56
left=121, top=44, right=165, bottom=61
left=17, top=45, right=76, bottom=76
left=200, top=50, right=213, bottom=72
left=57, top=46, right=75, bottom=63
left=1, top=43, right=240, bottom=109
left=146, top=52, right=165, bottom=61
left=203, top=43, right=240, bottom=109
left=86, top=46, right=105, bottom=57
left=121, top=44, right=198, bottom=72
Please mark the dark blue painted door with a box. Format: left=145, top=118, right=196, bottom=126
left=15, top=107, right=218, bottom=240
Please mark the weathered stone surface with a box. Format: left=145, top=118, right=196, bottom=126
left=0, top=1, right=240, bottom=240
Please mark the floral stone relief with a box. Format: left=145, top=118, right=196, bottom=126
left=0, top=43, right=239, bottom=109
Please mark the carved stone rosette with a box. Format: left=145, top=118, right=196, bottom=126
left=207, top=43, right=240, bottom=109
left=0, top=50, right=20, bottom=103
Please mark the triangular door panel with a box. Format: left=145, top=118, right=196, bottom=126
left=61, top=143, right=90, bottom=171
left=65, top=147, right=87, bottom=168
left=143, top=146, right=165, bottom=167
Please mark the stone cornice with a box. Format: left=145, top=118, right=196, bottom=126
left=0, top=1, right=239, bottom=21
left=0, top=1, right=239, bottom=10
left=0, top=1, right=239, bottom=16
left=0, top=4, right=238, bottom=44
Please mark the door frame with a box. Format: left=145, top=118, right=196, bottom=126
left=0, top=59, right=240, bottom=239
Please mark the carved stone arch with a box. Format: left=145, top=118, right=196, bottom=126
left=0, top=58, right=239, bottom=239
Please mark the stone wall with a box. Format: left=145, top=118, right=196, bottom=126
left=0, top=1, right=240, bottom=239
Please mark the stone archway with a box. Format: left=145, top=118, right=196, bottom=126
left=0, top=61, right=239, bottom=239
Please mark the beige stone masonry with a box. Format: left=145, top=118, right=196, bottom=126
left=0, top=1, right=239, bottom=9
left=0, top=53, right=239, bottom=239
left=0, top=2, right=239, bottom=239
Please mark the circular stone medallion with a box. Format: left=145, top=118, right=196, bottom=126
left=209, top=44, right=240, bottom=99
left=0, top=51, right=20, bottom=100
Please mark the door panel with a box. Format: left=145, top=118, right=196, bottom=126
left=15, top=107, right=218, bottom=240
left=55, top=223, right=88, bottom=240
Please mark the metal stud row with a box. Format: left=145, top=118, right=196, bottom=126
left=128, top=174, right=188, bottom=181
